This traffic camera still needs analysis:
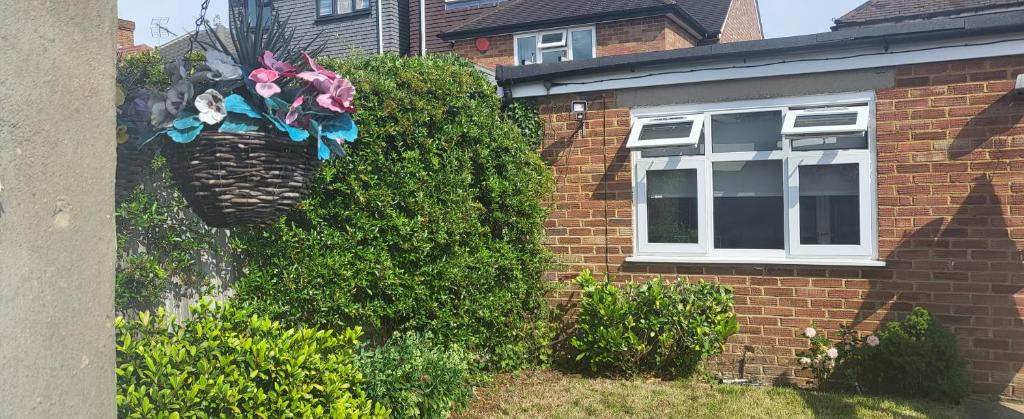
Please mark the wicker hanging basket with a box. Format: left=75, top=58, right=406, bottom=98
left=162, top=131, right=320, bottom=228
left=115, top=143, right=156, bottom=205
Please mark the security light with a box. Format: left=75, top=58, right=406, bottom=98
left=572, top=101, right=587, bottom=120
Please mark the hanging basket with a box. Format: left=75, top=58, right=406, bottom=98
left=163, top=131, right=320, bottom=228
left=115, top=143, right=156, bottom=205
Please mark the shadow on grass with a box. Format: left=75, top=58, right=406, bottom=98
left=795, top=388, right=962, bottom=419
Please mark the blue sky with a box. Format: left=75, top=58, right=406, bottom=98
left=118, top=0, right=868, bottom=47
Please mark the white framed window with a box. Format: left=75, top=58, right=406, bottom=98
left=514, top=26, right=595, bottom=66
left=627, top=115, right=706, bottom=149
left=782, top=106, right=869, bottom=136
left=629, top=92, right=880, bottom=266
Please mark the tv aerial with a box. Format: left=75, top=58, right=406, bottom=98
left=150, top=17, right=174, bottom=40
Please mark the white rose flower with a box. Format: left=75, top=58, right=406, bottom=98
left=195, top=89, right=227, bottom=125
left=866, top=335, right=880, bottom=347
left=799, top=357, right=812, bottom=367
left=804, top=327, right=817, bottom=338
left=826, top=348, right=839, bottom=359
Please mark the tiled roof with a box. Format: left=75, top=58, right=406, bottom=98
left=835, top=0, right=1024, bottom=27
left=118, top=44, right=153, bottom=58
left=442, top=0, right=733, bottom=39
left=158, top=25, right=236, bottom=60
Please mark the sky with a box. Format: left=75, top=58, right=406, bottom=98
left=118, top=0, right=869, bottom=47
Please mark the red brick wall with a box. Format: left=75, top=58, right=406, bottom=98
left=537, top=55, right=1024, bottom=399
left=719, top=0, right=763, bottom=43
left=117, top=19, right=136, bottom=50
left=451, top=16, right=697, bottom=71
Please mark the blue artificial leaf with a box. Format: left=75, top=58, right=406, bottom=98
left=264, top=96, right=290, bottom=114
left=224, top=94, right=262, bottom=118
left=167, top=123, right=204, bottom=144
left=321, top=113, right=358, bottom=143
left=219, top=115, right=262, bottom=134
left=264, top=113, right=310, bottom=142
left=310, top=120, right=331, bottom=161
left=172, top=112, right=202, bottom=130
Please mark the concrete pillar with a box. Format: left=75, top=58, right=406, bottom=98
left=0, top=0, right=118, bottom=417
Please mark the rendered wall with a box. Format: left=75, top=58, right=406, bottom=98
left=0, top=1, right=117, bottom=416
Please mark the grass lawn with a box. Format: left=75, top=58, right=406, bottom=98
left=459, top=370, right=964, bottom=419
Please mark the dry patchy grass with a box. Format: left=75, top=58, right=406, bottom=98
left=459, top=370, right=964, bottom=419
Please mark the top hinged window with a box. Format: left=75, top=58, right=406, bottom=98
left=782, top=106, right=869, bottom=136
left=537, top=31, right=567, bottom=49
left=627, top=115, right=706, bottom=149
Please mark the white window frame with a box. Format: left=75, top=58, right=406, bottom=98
left=635, top=157, right=709, bottom=256
left=627, top=114, right=706, bottom=149
left=782, top=106, right=870, bottom=136
left=513, top=26, right=596, bottom=66
left=628, top=92, right=880, bottom=266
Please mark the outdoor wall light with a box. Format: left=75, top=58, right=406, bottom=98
left=572, top=101, right=587, bottom=120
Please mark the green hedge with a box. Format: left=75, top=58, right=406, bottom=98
left=232, top=53, right=554, bottom=371
left=570, top=271, right=739, bottom=377
left=115, top=299, right=387, bottom=417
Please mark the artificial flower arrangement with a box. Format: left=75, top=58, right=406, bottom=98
left=113, top=10, right=358, bottom=227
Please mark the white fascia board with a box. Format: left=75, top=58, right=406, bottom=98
left=509, top=34, right=1024, bottom=98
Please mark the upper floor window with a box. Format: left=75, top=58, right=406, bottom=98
left=247, top=0, right=273, bottom=27
left=318, top=0, right=371, bottom=17
left=514, top=26, right=595, bottom=66
left=629, top=93, right=878, bottom=265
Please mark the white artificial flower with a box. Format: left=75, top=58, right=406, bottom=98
left=826, top=348, right=839, bottom=359
left=194, top=89, right=227, bottom=125
left=799, top=357, right=812, bottom=367
left=205, top=50, right=243, bottom=81
left=804, top=327, right=817, bottom=338
left=866, top=335, right=880, bottom=347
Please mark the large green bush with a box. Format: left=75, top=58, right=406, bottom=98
left=356, top=332, right=475, bottom=418
left=570, top=271, right=739, bottom=377
left=232, top=53, right=554, bottom=371
left=116, top=299, right=387, bottom=417
left=858, top=307, right=971, bottom=403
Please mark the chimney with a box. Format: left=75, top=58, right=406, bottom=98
left=117, top=19, right=136, bottom=50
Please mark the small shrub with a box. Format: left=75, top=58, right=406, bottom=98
left=797, top=307, right=971, bottom=403
left=116, top=299, right=388, bottom=418
left=570, top=271, right=739, bottom=377
left=355, top=332, right=475, bottom=419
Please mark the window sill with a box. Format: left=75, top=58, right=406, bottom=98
left=625, top=256, right=886, bottom=267
left=315, top=10, right=371, bottom=24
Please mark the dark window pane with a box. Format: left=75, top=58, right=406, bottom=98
left=318, top=0, right=332, bottom=15
left=799, top=164, right=860, bottom=245
left=541, top=49, right=567, bottom=63
left=639, top=121, right=693, bottom=142
left=571, top=29, right=593, bottom=60
left=791, top=133, right=868, bottom=151
left=711, top=111, right=783, bottom=153
left=647, top=170, right=699, bottom=244
left=713, top=160, right=784, bottom=249
left=516, top=36, right=537, bottom=65
left=540, top=32, right=565, bottom=45
left=794, top=112, right=859, bottom=128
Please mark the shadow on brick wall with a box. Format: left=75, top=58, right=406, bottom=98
left=948, top=92, right=1024, bottom=160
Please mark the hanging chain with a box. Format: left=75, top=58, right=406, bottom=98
left=187, top=0, right=213, bottom=56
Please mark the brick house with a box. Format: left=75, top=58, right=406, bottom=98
left=425, top=0, right=763, bottom=71
left=117, top=19, right=152, bottom=58
left=495, top=1, right=1024, bottom=401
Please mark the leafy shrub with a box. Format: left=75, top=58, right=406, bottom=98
left=797, top=307, right=971, bottom=403
left=570, top=271, right=739, bottom=377
left=115, top=299, right=388, bottom=418
left=232, top=53, right=554, bottom=371
left=860, top=307, right=971, bottom=403
left=356, top=332, right=475, bottom=418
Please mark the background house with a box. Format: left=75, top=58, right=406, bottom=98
left=117, top=19, right=153, bottom=58
left=496, top=1, right=1024, bottom=401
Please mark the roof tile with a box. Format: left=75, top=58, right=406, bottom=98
left=836, top=0, right=1024, bottom=27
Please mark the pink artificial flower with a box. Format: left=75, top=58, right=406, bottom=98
left=259, top=50, right=297, bottom=77
left=303, top=52, right=337, bottom=80
left=285, top=95, right=304, bottom=126
left=316, top=78, right=356, bottom=114
left=249, top=68, right=282, bottom=98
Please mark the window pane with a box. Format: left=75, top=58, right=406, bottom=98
left=356, top=0, right=370, bottom=10
left=318, top=0, right=333, bottom=15
left=639, top=121, right=693, bottom=142
left=571, top=29, right=593, bottom=60
left=711, top=111, right=783, bottom=153
left=794, top=112, right=859, bottom=128
left=541, top=49, right=567, bottom=63
left=713, top=160, right=784, bottom=249
left=540, top=32, right=565, bottom=45
left=248, top=0, right=273, bottom=26
left=799, top=164, right=860, bottom=245
left=336, top=0, right=353, bottom=14
left=791, top=133, right=868, bottom=151
left=647, top=170, right=699, bottom=244
left=516, top=36, right=537, bottom=65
